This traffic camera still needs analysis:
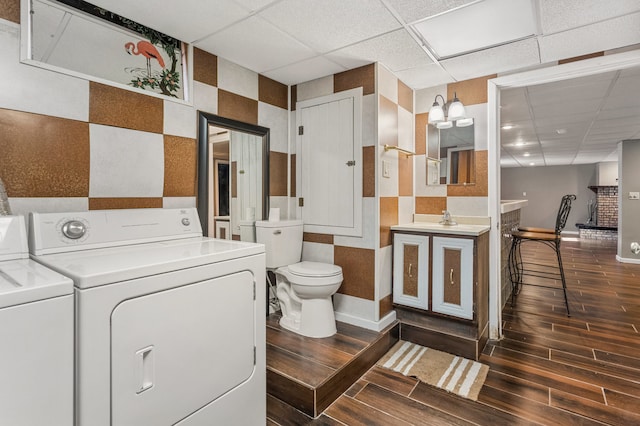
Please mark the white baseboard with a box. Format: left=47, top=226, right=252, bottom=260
left=616, top=255, right=640, bottom=264
left=335, top=310, right=397, bottom=332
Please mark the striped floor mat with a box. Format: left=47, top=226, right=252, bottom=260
left=377, top=340, right=489, bottom=401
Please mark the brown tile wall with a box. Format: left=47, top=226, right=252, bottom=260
left=415, top=113, right=428, bottom=155
left=397, top=80, right=413, bottom=113
left=89, top=82, right=163, bottom=133
left=89, top=198, right=163, bottom=210
left=0, top=0, right=20, bottom=23
left=193, top=48, right=218, bottom=86
left=0, top=109, right=90, bottom=197
left=334, top=64, right=375, bottom=96
left=163, top=135, right=197, bottom=197
left=398, top=154, right=413, bottom=196
left=334, top=246, right=375, bottom=300
left=363, top=146, right=375, bottom=197
left=259, top=75, right=288, bottom=109
left=447, top=74, right=497, bottom=106
left=379, top=294, right=393, bottom=318
left=290, top=154, right=296, bottom=197
left=290, top=85, right=297, bottom=111
left=269, top=151, right=288, bottom=197
left=380, top=197, right=399, bottom=248
left=303, top=233, right=334, bottom=244
left=218, top=89, right=259, bottom=125
left=415, top=197, right=447, bottom=214
left=559, top=52, right=604, bottom=65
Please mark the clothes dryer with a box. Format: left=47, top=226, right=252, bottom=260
left=29, top=208, right=265, bottom=426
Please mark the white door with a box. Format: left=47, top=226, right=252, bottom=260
left=111, top=271, right=255, bottom=425
left=297, top=88, right=362, bottom=237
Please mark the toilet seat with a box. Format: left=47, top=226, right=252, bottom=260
left=288, top=261, right=341, bottom=278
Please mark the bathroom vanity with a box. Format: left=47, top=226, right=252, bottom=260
left=391, top=215, right=490, bottom=360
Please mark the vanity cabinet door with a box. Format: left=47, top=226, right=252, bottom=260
left=432, top=237, right=474, bottom=319
left=393, top=234, right=429, bottom=310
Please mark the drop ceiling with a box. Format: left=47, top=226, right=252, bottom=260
left=500, top=66, right=640, bottom=167
left=81, top=0, right=640, bottom=167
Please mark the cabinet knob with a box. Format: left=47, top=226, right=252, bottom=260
left=408, top=263, right=413, bottom=278
left=450, top=268, right=454, bottom=285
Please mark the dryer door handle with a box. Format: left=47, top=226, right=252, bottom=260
left=136, top=345, right=155, bottom=394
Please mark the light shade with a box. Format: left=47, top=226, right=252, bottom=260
left=456, top=117, right=474, bottom=127
left=448, top=93, right=466, bottom=121
left=428, top=103, right=445, bottom=124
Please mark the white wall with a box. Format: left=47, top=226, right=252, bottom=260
left=501, top=164, right=596, bottom=232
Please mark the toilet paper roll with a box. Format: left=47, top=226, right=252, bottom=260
left=269, top=207, right=280, bottom=222
left=245, top=207, right=255, bottom=221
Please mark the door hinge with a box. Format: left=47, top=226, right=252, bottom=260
left=253, top=346, right=257, bottom=365
left=346, top=160, right=356, bottom=166
left=299, top=197, right=304, bottom=207
left=253, top=281, right=256, bottom=300
left=298, top=125, right=304, bottom=135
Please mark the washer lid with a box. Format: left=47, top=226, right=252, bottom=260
left=0, top=258, right=73, bottom=308
left=288, top=261, right=342, bottom=277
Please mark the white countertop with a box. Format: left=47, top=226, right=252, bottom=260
left=392, top=215, right=490, bottom=236
left=500, top=200, right=528, bottom=214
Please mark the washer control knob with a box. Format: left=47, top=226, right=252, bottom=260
left=62, top=220, right=86, bottom=239
left=181, top=218, right=190, bottom=226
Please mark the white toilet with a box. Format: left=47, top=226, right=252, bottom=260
left=255, top=220, right=343, bottom=338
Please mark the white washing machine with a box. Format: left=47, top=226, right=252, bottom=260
left=0, top=215, right=73, bottom=426
left=29, top=208, right=266, bottom=426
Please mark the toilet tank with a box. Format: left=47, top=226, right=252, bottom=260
left=238, top=220, right=255, bottom=243
left=255, top=220, right=303, bottom=268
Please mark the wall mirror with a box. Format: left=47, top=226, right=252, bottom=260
left=21, top=0, right=189, bottom=101
left=426, top=122, right=476, bottom=185
left=197, top=112, right=270, bottom=239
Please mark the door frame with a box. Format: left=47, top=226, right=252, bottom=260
left=487, top=49, right=640, bottom=340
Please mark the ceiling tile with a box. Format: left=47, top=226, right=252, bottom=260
left=233, top=0, right=281, bottom=12
left=262, top=56, right=346, bottom=86
left=194, top=15, right=315, bottom=74
left=383, top=0, right=476, bottom=24
left=539, top=0, right=640, bottom=34
left=393, top=63, right=455, bottom=90
left=258, top=0, right=402, bottom=53
left=327, top=29, right=433, bottom=72
left=89, top=0, right=250, bottom=42
left=538, top=12, right=640, bottom=63
left=412, top=0, right=536, bottom=58
left=441, top=38, right=540, bottom=81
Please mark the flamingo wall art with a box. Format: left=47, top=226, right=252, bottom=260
left=124, top=38, right=181, bottom=97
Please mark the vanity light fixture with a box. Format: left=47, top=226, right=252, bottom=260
left=428, top=93, right=467, bottom=129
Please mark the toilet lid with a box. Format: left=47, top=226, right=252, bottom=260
left=288, top=261, right=342, bottom=277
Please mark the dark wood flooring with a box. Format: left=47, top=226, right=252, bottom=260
left=267, top=239, right=640, bottom=425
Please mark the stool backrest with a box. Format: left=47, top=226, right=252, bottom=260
left=555, top=194, right=577, bottom=234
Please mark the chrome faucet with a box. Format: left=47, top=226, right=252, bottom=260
left=439, top=210, right=457, bottom=226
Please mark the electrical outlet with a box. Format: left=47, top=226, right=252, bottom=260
left=522, top=192, right=527, bottom=197
left=629, top=192, right=640, bottom=200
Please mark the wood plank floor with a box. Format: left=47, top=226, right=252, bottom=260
left=267, top=239, right=640, bottom=425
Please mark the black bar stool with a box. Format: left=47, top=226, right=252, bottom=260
left=508, top=194, right=576, bottom=316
